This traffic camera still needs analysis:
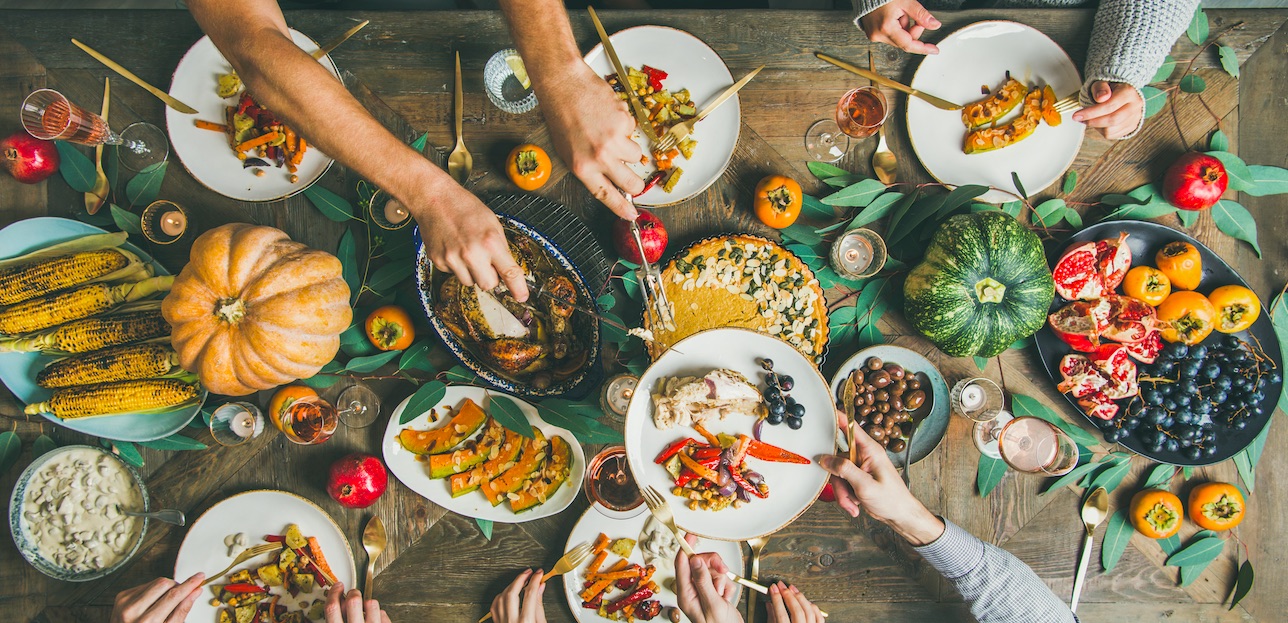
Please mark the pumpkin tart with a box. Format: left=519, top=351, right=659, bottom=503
left=644, top=235, right=828, bottom=362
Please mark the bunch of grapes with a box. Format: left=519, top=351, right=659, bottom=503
left=759, top=358, right=805, bottom=429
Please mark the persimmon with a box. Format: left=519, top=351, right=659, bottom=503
left=365, top=305, right=416, bottom=351
left=1129, top=488, right=1183, bottom=539
left=1122, top=266, right=1171, bottom=307
left=1155, top=241, right=1202, bottom=291
left=506, top=144, right=551, bottom=191
left=753, top=175, right=802, bottom=229
left=1207, top=285, right=1261, bottom=334
left=1157, top=291, right=1216, bottom=345
left=1188, top=482, right=1245, bottom=531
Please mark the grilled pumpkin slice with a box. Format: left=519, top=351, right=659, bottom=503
left=510, top=435, right=572, bottom=513
left=428, top=416, right=506, bottom=479
left=961, top=77, right=1028, bottom=129
left=963, top=87, right=1046, bottom=154
left=450, top=427, right=524, bottom=497
left=397, top=398, right=488, bottom=455
left=482, top=429, right=548, bottom=506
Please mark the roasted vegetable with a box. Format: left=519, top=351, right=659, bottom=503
left=284, top=524, right=308, bottom=550
left=0, top=247, right=144, bottom=306
left=35, top=342, right=180, bottom=389
left=397, top=398, right=489, bottom=456
left=0, top=276, right=172, bottom=335
left=961, top=76, right=1028, bottom=129
left=24, top=379, right=200, bottom=419
left=0, top=308, right=172, bottom=354
left=256, top=563, right=284, bottom=586
left=963, top=87, right=1044, bottom=154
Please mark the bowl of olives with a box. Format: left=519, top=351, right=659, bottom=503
left=829, top=345, right=951, bottom=468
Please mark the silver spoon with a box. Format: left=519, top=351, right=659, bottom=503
left=121, top=507, right=186, bottom=526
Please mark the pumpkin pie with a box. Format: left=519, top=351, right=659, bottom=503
left=644, top=235, right=828, bottom=362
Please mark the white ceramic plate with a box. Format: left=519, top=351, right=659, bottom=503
left=166, top=29, right=336, bottom=202
left=382, top=385, right=586, bottom=523
left=0, top=217, right=204, bottom=442
left=174, top=490, right=357, bottom=622
left=906, top=20, right=1085, bottom=203
left=584, top=25, right=740, bottom=207
left=624, top=328, right=835, bottom=542
left=562, top=504, right=743, bottom=623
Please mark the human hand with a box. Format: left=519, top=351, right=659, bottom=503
left=110, top=574, right=204, bottom=623
left=320, top=583, right=392, bottom=623
left=819, top=411, right=944, bottom=546
left=1072, top=81, right=1144, bottom=140
left=675, top=534, right=740, bottom=623
left=766, top=582, right=825, bottom=623
left=536, top=60, right=644, bottom=219
left=407, top=182, right=529, bottom=302
left=489, top=568, right=547, bottom=623
left=858, top=0, right=941, bottom=55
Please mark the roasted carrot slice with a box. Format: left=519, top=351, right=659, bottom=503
left=194, top=119, right=228, bottom=132
left=235, top=131, right=281, bottom=153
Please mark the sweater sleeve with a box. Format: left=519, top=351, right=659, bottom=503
left=852, top=0, right=892, bottom=25
left=913, top=521, right=1077, bottom=623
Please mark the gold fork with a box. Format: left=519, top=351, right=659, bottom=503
left=200, top=542, right=282, bottom=587
left=640, top=486, right=769, bottom=595
left=655, top=65, right=764, bottom=153
left=477, top=542, right=594, bottom=622
left=1054, top=95, right=1081, bottom=115
left=744, top=536, right=770, bottom=623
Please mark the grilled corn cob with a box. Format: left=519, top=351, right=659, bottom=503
left=0, top=275, right=174, bottom=335
left=36, top=342, right=180, bottom=389
left=24, top=379, right=200, bottom=419
left=0, top=248, right=143, bottom=305
left=0, top=309, right=171, bottom=354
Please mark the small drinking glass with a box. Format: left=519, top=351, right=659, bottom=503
left=804, top=118, right=851, bottom=162
left=209, top=402, right=266, bottom=447
left=951, top=377, right=1005, bottom=422
left=336, top=383, right=382, bottom=428
left=998, top=416, right=1079, bottom=476
left=21, top=89, right=168, bottom=171
left=484, top=48, right=538, bottom=114
left=584, top=446, right=644, bottom=518
left=599, top=373, right=638, bottom=423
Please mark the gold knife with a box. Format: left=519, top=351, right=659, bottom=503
left=311, top=19, right=369, bottom=60
left=71, top=38, right=198, bottom=114
left=815, top=51, right=962, bottom=111
left=587, top=7, right=661, bottom=145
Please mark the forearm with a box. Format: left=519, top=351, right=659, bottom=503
left=499, top=0, right=585, bottom=98
left=913, top=521, right=1075, bottom=623
left=1084, top=0, right=1198, bottom=89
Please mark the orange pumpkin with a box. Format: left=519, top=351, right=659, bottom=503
left=162, top=224, right=352, bottom=396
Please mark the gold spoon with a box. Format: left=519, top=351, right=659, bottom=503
left=362, top=515, right=387, bottom=597
left=1070, top=487, right=1108, bottom=612
left=868, top=50, right=896, bottom=185
left=447, top=51, right=472, bottom=185
left=86, top=78, right=110, bottom=214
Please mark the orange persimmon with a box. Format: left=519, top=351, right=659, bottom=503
left=1130, top=488, right=1183, bottom=539
left=1157, top=291, right=1216, bottom=345
left=1188, top=482, right=1245, bottom=531
left=1122, top=266, right=1171, bottom=307
left=365, top=305, right=416, bottom=351
left=753, top=175, right=802, bottom=229
left=506, top=144, right=551, bottom=191
left=1207, top=285, right=1261, bottom=334
left=1155, top=241, right=1202, bottom=291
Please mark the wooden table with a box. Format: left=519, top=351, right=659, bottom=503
left=1, top=8, right=1286, bottom=623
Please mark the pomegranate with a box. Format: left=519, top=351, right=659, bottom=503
left=1123, top=329, right=1163, bottom=364
left=818, top=481, right=836, bottom=503
left=1, top=131, right=58, bottom=184
left=611, top=210, right=668, bottom=265
left=1048, top=300, right=1109, bottom=352
left=326, top=453, right=387, bottom=509
left=1077, top=392, right=1119, bottom=420
left=1090, top=343, right=1137, bottom=384
left=1099, top=295, right=1157, bottom=344
left=1162, top=152, right=1228, bottom=211
left=1057, top=354, right=1107, bottom=398
left=1052, top=233, right=1131, bottom=301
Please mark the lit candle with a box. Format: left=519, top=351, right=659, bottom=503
left=159, top=210, right=187, bottom=237
left=960, top=383, right=986, bottom=411
left=231, top=410, right=255, bottom=438
left=383, top=199, right=410, bottom=225
left=830, top=230, right=876, bottom=278
left=600, top=374, right=638, bottom=419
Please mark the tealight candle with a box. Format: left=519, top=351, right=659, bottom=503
left=159, top=210, right=187, bottom=237
left=959, top=383, right=985, bottom=411
left=383, top=199, right=410, bottom=225
left=599, top=374, right=638, bottom=421
left=830, top=228, right=886, bottom=279
left=230, top=409, right=256, bottom=438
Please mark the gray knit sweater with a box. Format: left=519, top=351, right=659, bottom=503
left=852, top=0, right=1200, bottom=138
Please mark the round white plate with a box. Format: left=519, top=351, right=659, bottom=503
left=584, top=25, right=739, bottom=207
left=166, top=29, right=336, bottom=202
left=174, top=490, right=357, bottom=622
left=907, top=20, right=1085, bottom=203
left=562, top=503, right=743, bottom=623
left=0, top=217, right=204, bottom=441
left=624, top=328, right=835, bottom=542
left=382, top=385, right=586, bottom=523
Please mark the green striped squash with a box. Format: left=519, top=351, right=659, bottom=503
left=903, top=211, right=1055, bottom=357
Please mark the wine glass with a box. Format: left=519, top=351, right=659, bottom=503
left=274, top=395, right=340, bottom=445
left=804, top=85, right=889, bottom=162
left=20, top=88, right=168, bottom=171
left=804, top=118, right=851, bottom=162
left=998, top=416, right=1079, bottom=476
left=335, top=383, right=382, bottom=428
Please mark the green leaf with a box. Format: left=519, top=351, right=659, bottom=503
left=599, top=310, right=630, bottom=344
left=1042, top=460, right=1100, bottom=495
left=410, top=132, right=429, bottom=153
left=779, top=223, right=823, bottom=246
left=536, top=399, right=624, bottom=444
left=1034, top=198, right=1068, bottom=227
left=1099, top=194, right=1146, bottom=207
left=32, top=434, right=57, bottom=458
left=1229, top=560, right=1254, bottom=610
left=1088, top=455, right=1134, bottom=493
left=846, top=192, right=905, bottom=230
left=399, top=380, right=448, bottom=425
left=807, top=161, right=850, bottom=181
left=1179, top=75, right=1206, bottom=93
left=486, top=394, right=535, bottom=438
left=1143, top=463, right=1175, bottom=489
left=340, top=322, right=379, bottom=357
left=1157, top=534, right=1181, bottom=555
left=304, top=185, right=357, bottom=222
left=137, top=433, right=208, bottom=451
left=973, top=356, right=989, bottom=371
left=1062, top=170, right=1078, bottom=194
left=785, top=244, right=826, bottom=271
left=110, top=204, right=143, bottom=237
left=1152, top=56, right=1177, bottom=83
left=343, top=350, right=401, bottom=373
left=367, top=261, right=414, bottom=294
left=55, top=141, right=97, bottom=192
left=813, top=220, right=848, bottom=235
left=1187, top=5, right=1209, bottom=45
left=1009, top=337, right=1032, bottom=350
left=125, top=161, right=167, bottom=207
left=1063, top=208, right=1084, bottom=229
left=108, top=440, right=144, bottom=468
left=475, top=517, right=493, bottom=540
left=1211, top=200, right=1261, bottom=257
left=443, top=365, right=480, bottom=384
left=1010, top=172, right=1028, bottom=199
left=1205, top=151, right=1254, bottom=190
left=821, top=178, right=887, bottom=207
left=1000, top=201, right=1023, bottom=218
left=398, top=340, right=435, bottom=371
left=800, top=194, right=834, bottom=219
left=1142, top=86, right=1168, bottom=118
left=1101, top=509, right=1132, bottom=573
left=1165, top=536, right=1224, bottom=568
left=0, top=431, right=20, bottom=474
left=822, top=174, right=865, bottom=189
left=1183, top=466, right=1195, bottom=480
left=619, top=270, right=642, bottom=301
left=1243, top=165, right=1288, bottom=196
left=1210, top=130, right=1229, bottom=152
left=337, top=230, right=361, bottom=304
left=977, top=454, right=1007, bottom=497
left=857, top=315, right=884, bottom=347
left=1234, top=416, right=1272, bottom=492
left=299, top=374, right=342, bottom=389
left=883, top=189, right=921, bottom=238
left=931, top=184, right=990, bottom=223
left=1177, top=209, right=1200, bottom=228
left=596, top=292, right=616, bottom=311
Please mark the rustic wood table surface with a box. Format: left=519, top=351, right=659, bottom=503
left=1, top=8, right=1286, bottom=623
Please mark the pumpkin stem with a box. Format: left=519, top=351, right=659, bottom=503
left=214, top=297, right=247, bottom=324
left=975, top=277, right=1007, bottom=304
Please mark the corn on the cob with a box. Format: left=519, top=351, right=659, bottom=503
left=0, top=275, right=174, bottom=335
left=0, top=309, right=172, bottom=354
left=24, top=379, right=200, bottom=419
left=0, top=248, right=139, bottom=306
left=36, top=342, right=180, bottom=389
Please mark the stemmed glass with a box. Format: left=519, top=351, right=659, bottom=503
left=997, top=416, right=1079, bottom=476
left=804, top=85, right=889, bottom=162
left=20, top=88, right=168, bottom=171
left=273, top=384, right=382, bottom=444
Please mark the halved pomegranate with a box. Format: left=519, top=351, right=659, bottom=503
left=1101, top=373, right=1140, bottom=400
left=1100, top=295, right=1158, bottom=344
left=1124, top=329, right=1163, bottom=364
left=1090, top=343, right=1137, bottom=384
left=1048, top=300, right=1109, bottom=352
left=1096, top=233, right=1133, bottom=292
left=1052, top=233, right=1132, bottom=301
left=1057, top=354, right=1108, bottom=398
left=1077, top=392, right=1119, bottom=420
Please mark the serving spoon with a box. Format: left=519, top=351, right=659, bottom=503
left=86, top=78, right=110, bottom=214
left=447, top=51, right=473, bottom=185
left=1070, top=487, right=1108, bottom=612
left=868, top=51, right=897, bottom=185
left=899, top=371, right=934, bottom=484
left=362, top=515, right=387, bottom=597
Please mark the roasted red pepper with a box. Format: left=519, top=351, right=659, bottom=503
left=678, top=452, right=721, bottom=483
left=731, top=471, right=769, bottom=498
left=635, top=171, right=664, bottom=197
left=675, top=467, right=699, bottom=488
left=223, top=583, right=267, bottom=594
left=263, top=534, right=285, bottom=542
left=641, top=65, right=667, bottom=91
left=655, top=438, right=694, bottom=464
left=582, top=593, right=604, bottom=610
left=606, top=587, right=655, bottom=614
left=692, top=422, right=722, bottom=447
left=691, top=447, right=723, bottom=462
left=746, top=439, right=809, bottom=464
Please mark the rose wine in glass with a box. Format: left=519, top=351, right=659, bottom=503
left=276, top=396, right=340, bottom=445
left=836, top=86, right=888, bottom=139
left=998, top=416, right=1078, bottom=476
left=21, top=89, right=168, bottom=171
